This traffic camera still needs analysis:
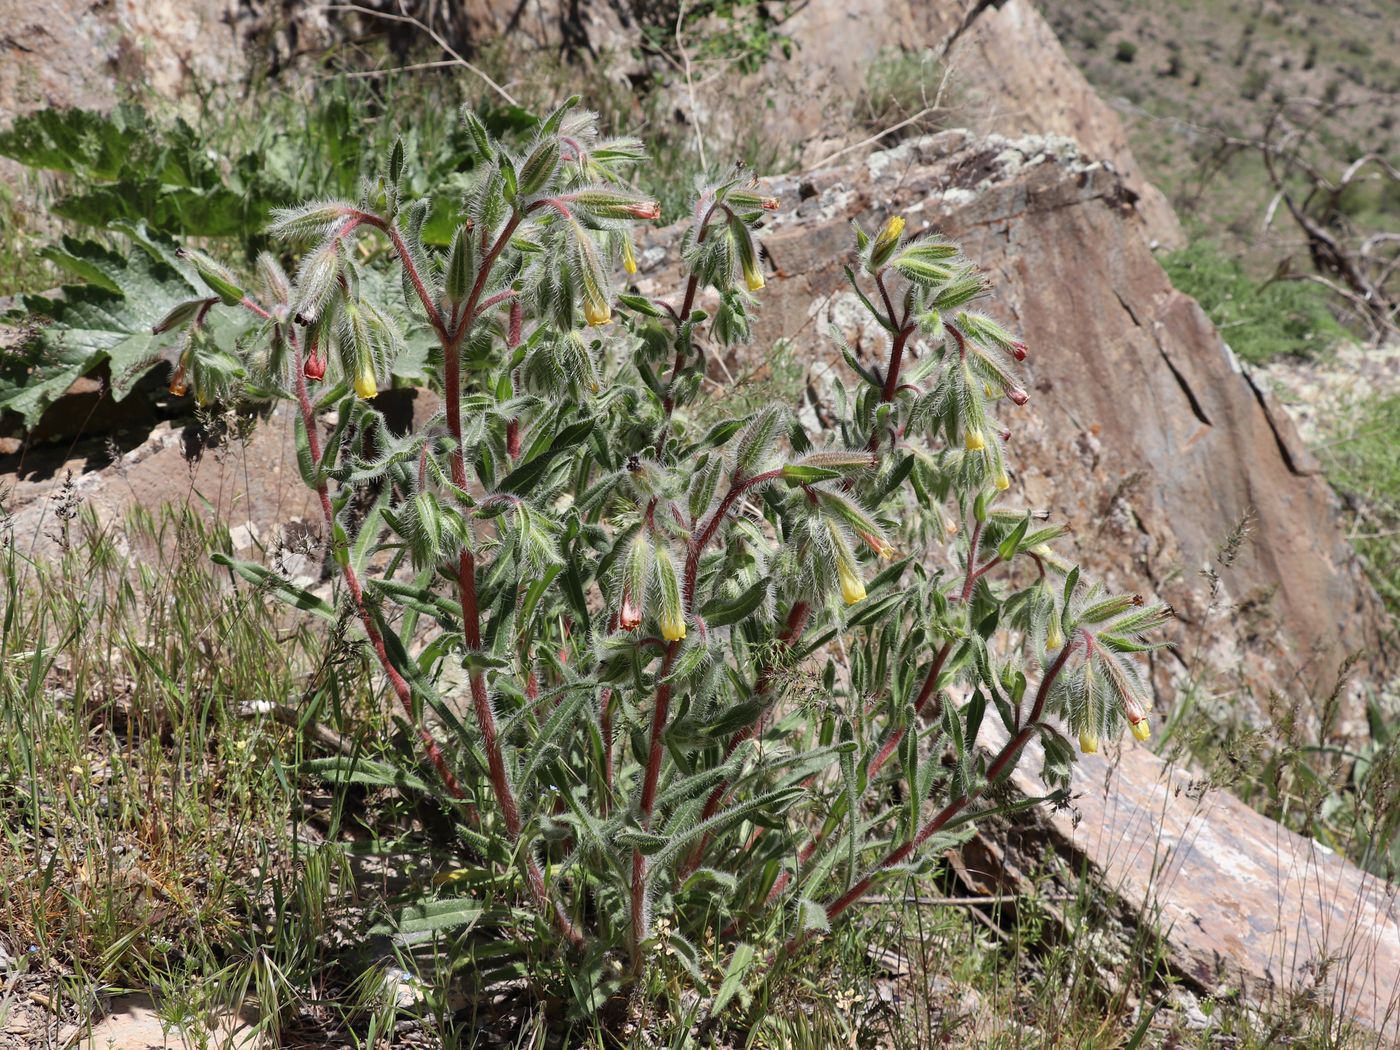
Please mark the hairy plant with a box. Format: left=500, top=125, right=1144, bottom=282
left=153, top=99, right=1170, bottom=1026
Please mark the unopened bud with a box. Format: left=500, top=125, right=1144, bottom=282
left=570, top=189, right=660, bottom=220
left=619, top=532, right=651, bottom=631
left=621, top=236, right=637, bottom=276
left=1011, top=341, right=1029, bottom=361
left=1046, top=616, right=1064, bottom=651
left=304, top=349, right=326, bottom=382
left=858, top=531, right=897, bottom=560
left=965, top=428, right=986, bottom=452
left=619, top=591, right=642, bottom=631
left=726, top=189, right=780, bottom=211
left=870, top=215, right=905, bottom=268
left=1008, top=388, right=1029, bottom=406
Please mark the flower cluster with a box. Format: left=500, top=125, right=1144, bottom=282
left=156, top=100, right=1170, bottom=1019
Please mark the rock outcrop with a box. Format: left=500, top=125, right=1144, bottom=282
left=983, top=717, right=1400, bottom=1041
left=629, top=129, right=1387, bottom=721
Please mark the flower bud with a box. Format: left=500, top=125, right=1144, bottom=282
left=965, top=428, right=986, bottom=452
left=859, top=531, right=897, bottom=560
left=569, top=189, right=661, bottom=220
left=1008, top=388, right=1029, bottom=406
left=619, top=533, right=650, bottom=631
left=518, top=139, right=561, bottom=197
left=870, top=215, right=905, bottom=268
left=1079, top=730, right=1099, bottom=754
left=726, top=189, right=780, bottom=211
left=1011, top=341, right=1029, bottom=361
left=304, top=347, right=326, bottom=381
left=1046, top=616, right=1064, bottom=652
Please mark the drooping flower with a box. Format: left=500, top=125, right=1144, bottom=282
left=583, top=298, right=612, bottom=327
left=354, top=359, right=378, bottom=400
left=965, top=428, right=986, bottom=452
left=836, top=558, right=867, bottom=606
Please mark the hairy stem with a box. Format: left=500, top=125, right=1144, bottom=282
left=867, top=638, right=956, bottom=778
left=287, top=332, right=465, bottom=800
left=630, top=640, right=680, bottom=970
left=677, top=600, right=811, bottom=880
left=782, top=636, right=1080, bottom=956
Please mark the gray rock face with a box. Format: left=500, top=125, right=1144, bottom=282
left=987, top=716, right=1400, bottom=1042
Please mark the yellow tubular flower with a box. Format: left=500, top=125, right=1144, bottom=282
left=742, top=256, right=765, bottom=291
left=622, top=236, right=637, bottom=276
left=354, top=361, right=379, bottom=400
left=659, top=606, right=687, bottom=642
left=870, top=215, right=905, bottom=266
left=1045, top=616, right=1064, bottom=652
left=583, top=299, right=612, bottom=327
left=837, top=559, right=867, bottom=606
left=994, top=469, right=1010, bottom=491
left=965, top=428, right=986, bottom=452
left=1079, top=730, right=1099, bottom=754
left=1130, top=717, right=1151, bottom=742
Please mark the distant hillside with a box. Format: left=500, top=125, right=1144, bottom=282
left=1037, top=0, right=1400, bottom=269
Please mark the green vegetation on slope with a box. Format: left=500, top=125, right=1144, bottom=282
left=1161, top=242, right=1346, bottom=362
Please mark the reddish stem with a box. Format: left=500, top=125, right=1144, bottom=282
left=677, top=601, right=810, bottom=880
left=286, top=333, right=465, bottom=800
left=630, top=640, right=680, bottom=969
left=867, top=638, right=956, bottom=779
left=781, top=636, right=1080, bottom=957
left=683, top=468, right=784, bottom=606
left=351, top=213, right=580, bottom=946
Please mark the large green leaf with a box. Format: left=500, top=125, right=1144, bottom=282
left=1, top=232, right=253, bottom=427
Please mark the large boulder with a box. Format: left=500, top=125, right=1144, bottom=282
left=981, top=717, right=1400, bottom=1041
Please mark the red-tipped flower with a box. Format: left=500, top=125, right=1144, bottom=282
left=619, top=590, right=642, bottom=631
